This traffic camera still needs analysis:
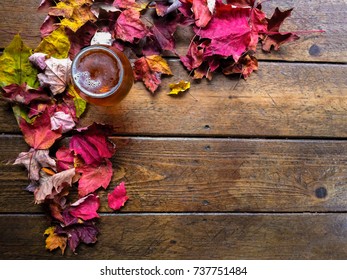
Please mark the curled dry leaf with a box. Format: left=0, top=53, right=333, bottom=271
left=14, top=148, right=56, bottom=181
left=34, top=168, right=76, bottom=204
left=169, top=80, right=191, bottom=95
left=222, top=54, right=258, bottom=79
left=48, top=0, right=96, bottom=32
left=44, top=226, right=67, bottom=255
left=29, top=52, right=47, bottom=70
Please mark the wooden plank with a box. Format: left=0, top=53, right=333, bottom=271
left=0, top=0, right=345, bottom=63
left=2, top=61, right=346, bottom=138
left=1, top=213, right=347, bottom=259
left=2, top=136, right=347, bottom=213
left=0, top=0, right=46, bottom=48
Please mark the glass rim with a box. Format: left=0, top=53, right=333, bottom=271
left=71, top=45, right=124, bottom=99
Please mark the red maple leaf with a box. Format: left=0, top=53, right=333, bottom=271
left=77, top=159, right=113, bottom=197
left=19, top=109, right=62, bottom=150
left=133, top=55, right=173, bottom=93
left=262, top=8, right=300, bottom=52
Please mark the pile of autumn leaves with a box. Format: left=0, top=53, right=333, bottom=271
left=0, top=35, right=129, bottom=254
left=38, top=0, right=299, bottom=93
left=0, top=0, right=299, bottom=255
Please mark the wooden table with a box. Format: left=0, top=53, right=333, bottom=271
left=0, top=0, right=346, bottom=259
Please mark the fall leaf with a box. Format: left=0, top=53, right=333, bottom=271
left=77, top=159, right=113, bottom=197
left=28, top=53, right=47, bottom=70
left=70, top=123, right=115, bottom=165
left=67, top=22, right=98, bottom=58
left=40, top=15, right=59, bottom=37
left=91, top=2, right=120, bottom=18
left=48, top=0, right=96, bottom=32
left=44, top=226, right=67, bottom=254
left=2, top=84, right=51, bottom=105
left=37, top=56, right=72, bottom=95
left=11, top=105, right=33, bottom=125
left=69, top=134, right=112, bottom=165
left=192, top=0, right=213, bottom=28
left=108, top=182, right=129, bottom=211
left=14, top=148, right=56, bottom=181
left=169, top=80, right=191, bottom=95
left=35, top=26, right=71, bottom=59
left=0, top=35, right=38, bottom=88
left=262, top=8, right=300, bottom=52
left=19, top=109, right=62, bottom=149
left=56, top=146, right=75, bottom=172
left=222, top=54, right=258, bottom=78
left=69, top=194, right=100, bottom=220
left=146, top=13, right=182, bottom=54
left=55, top=221, right=98, bottom=253
left=34, top=168, right=76, bottom=203
left=67, top=85, right=87, bottom=118
left=133, top=55, right=173, bottom=93
left=180, top=40, right=207, bottom=71
left=50, top=111, right=76, bottom=133
left=154, top=0, right=182, bottom=16
left=195, top=3, right=252, bottom=62
left=114, top=9, right=149, bottom=43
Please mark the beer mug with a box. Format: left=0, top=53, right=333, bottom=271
left=71, top=45, right=133, bottom=106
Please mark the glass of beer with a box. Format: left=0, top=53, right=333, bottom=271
left=71, top=45, right=133, bottom=106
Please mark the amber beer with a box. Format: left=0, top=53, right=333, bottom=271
left=71, top=45, right=133, bottom=106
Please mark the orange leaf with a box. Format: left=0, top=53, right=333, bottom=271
left=133, top=55, right=172, bottom=93
left=44, top=226, right=67, bottom=255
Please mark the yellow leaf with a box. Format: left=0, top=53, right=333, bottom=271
left=35, top=26, right=71, bottom=59
left=44, top=226, right=67, bottom=255
left=169, top=80, right=191, bottom=95
left=49, top=0, right=96, bottom=32
left=67, top=85, right=87, bottom=118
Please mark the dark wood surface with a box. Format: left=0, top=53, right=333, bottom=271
left=0, top=0, right=347, bottom=259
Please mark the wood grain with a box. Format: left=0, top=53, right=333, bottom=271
left=2, top=135, right=347, bottom=213
left=0, top=0, right=345, bottom=63
left=1, top=61, right=346, bottom=138
left=1, top=213, right=346, bottom=259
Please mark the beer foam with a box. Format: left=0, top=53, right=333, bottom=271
left=72, top=47, right=121, bottom=95
left=73, top=71, right=102, bottom=91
